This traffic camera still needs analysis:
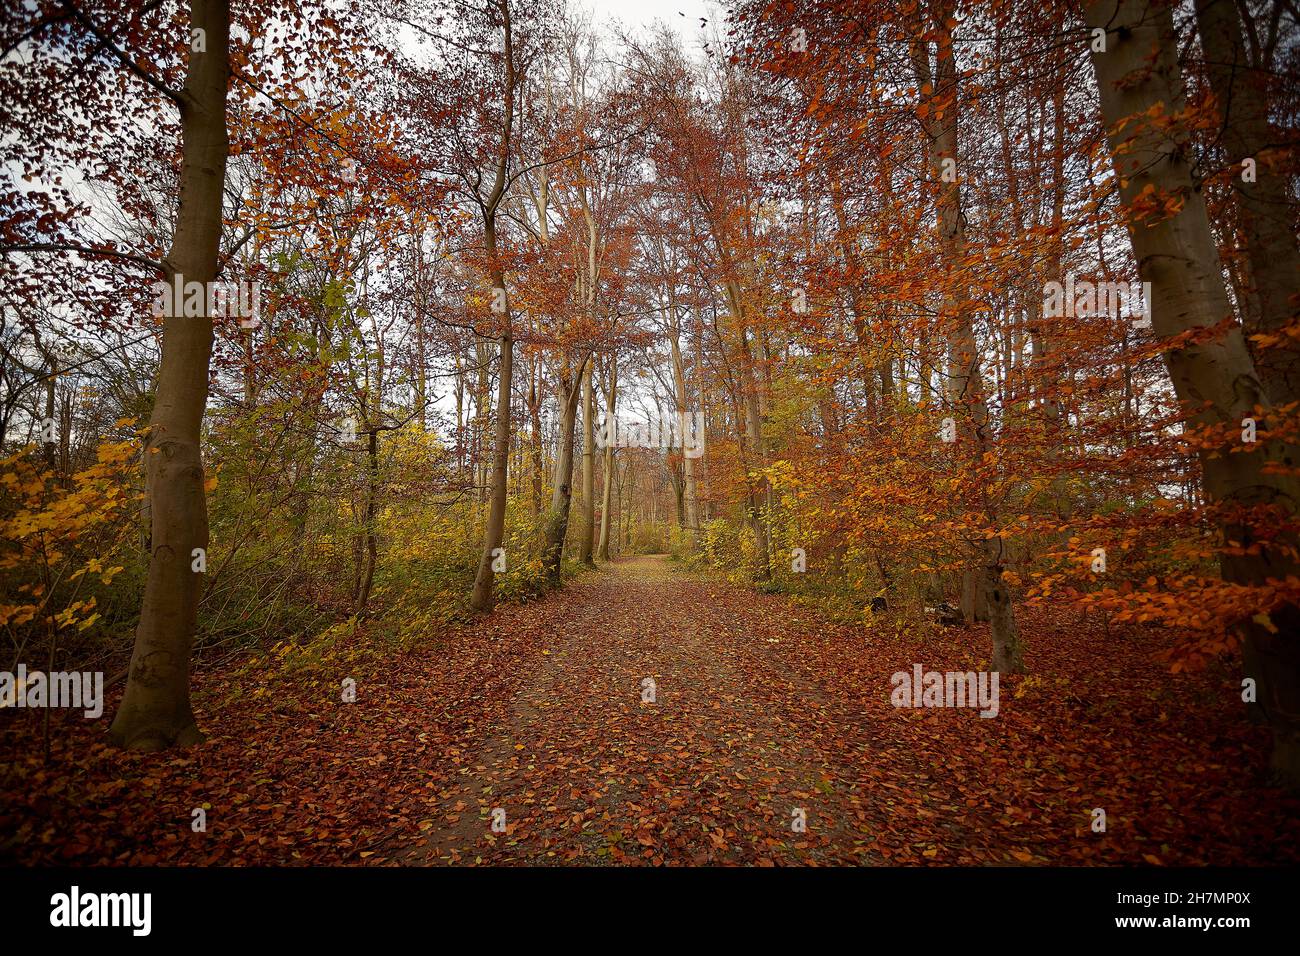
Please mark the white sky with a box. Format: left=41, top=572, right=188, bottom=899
left=576, top=0, right=724, bottom=50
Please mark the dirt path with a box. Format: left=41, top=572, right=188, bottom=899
left=11, top=554, right=1297, bottom=866
left=385, top=554, right=1300, bottom=867
left=399, top=555, right=889, bottom=865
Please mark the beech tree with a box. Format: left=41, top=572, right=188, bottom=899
left=1085, top=0, right=1300, bottom=782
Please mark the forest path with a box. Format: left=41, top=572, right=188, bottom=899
left=398, top=554, right=899, bottom=865
left=383, top=553, right=1299, bottom=867
left=16, top=552, right=1291, bottom=867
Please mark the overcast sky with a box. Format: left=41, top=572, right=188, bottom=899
left=576, top=0, right=725, bottom=50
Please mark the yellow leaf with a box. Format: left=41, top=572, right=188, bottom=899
left=1252, top=612, right=1279, bottom=635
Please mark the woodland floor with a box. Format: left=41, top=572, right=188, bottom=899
left=3, top=555, right=1300, bottom=866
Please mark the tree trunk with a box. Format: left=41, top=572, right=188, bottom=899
left=597, top=365, right=617, bottom=561
left=911, top=3, right=1018, bottom=667
left=1087, top=0, right=1300, bottom=784
left=42, top=353, right=56, bottom=472
left=541, top=365, right=584, bottom=584
left=961, top=569, right=989, bottom=625
left=725, top=282, right=770, bottom=579
left=527, top=356, right=544, bottom=513
left=469, top=0, right=516, bottom=614
left=353, top=427, right=379, bottom=615
left=473, top=339, right=492, bottom=503
left=623, top=459, right=634, bottom=548
left=670, top=323, right=700, bottom=532
left=579, top=363, right=595, bottom=565
left=454, top=350, right=466, bottom=477
left=1194, top=0, right=1300, bottom=404
left=471, top=325, right=512, bottom=612
left=985, top=563, right=1022, bottom=673
left=110, top=0, right=229, bottom=750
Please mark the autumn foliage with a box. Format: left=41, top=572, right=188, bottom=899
left=2, top=0, right=1300, bottom=867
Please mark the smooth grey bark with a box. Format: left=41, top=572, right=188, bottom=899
left=579, top=363, right=595, bottom=565
left=669, top=309, right=699, bottom=533
left=1087, top=0, right=1300, bottom=784
left=597, top=363, right=616, bottom=561
left=541, top=361, right=586, bottom=584
left=469, top=0, right=517, bottom=613
left=111, top=0, right=230, bottom=750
